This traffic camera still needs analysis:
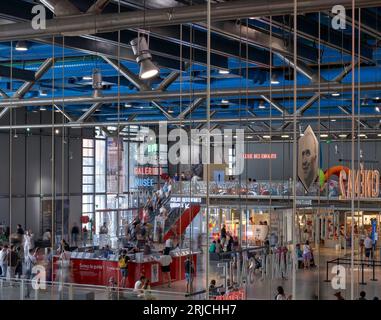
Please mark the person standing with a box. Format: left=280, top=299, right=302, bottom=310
left=118, top=249, right=130, bottom=288
left=15, top=246, right=23, bottom=279
left=82, top=226, right=88, bottom=246
left=220, top=225, right=227, bottom=246
left=8, top=245, right=18, bottom=284
left=23, top=230, right=32, bottom=260
left=184, top=256, right=194, bottom=294
left=25, top=248, right=38, bottom=298
left=16, top=224, right=24, bottom=236
left=100, top=222, right=108, bottom=235
left=364, top=234, right=373, bottom=266
left=71, top=223, right=80, bottom=247
left=159, top=248, right=172, bottom=288
left=0, top=245, right=9, bottom=278
left=303, top=240, right=312, bottom=269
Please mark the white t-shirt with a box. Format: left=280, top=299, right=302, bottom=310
left=159, top=255, right=172, bottom=267
left=364, top=237, right=373, bottom=249
left=276, top=294, right=287, bottom=300
left=165, top=238, right=173, bottom=248
left=303, top=244, right=311, bottom=255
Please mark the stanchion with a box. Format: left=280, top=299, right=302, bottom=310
left=324, top=260, right=330, bottom=282
left=370, top=259, right=378, bottom=281
left=359, top=261, right=367, bottom=285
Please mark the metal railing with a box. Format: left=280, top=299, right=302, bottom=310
left=0, top=277, right=191, bottom=300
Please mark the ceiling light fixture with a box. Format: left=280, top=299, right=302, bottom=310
left=358, top=133, right=367, bottom=138
left=376, top=106, right=380, bottom=113
left=219, top=69, right=230, bottom=75
left=377, top=134, right=381, bottom=137
left=221, top=99, right=229, bottom=104
left=331, top=92, right=340, bottom=97
left=320, top=134, right=329, bottom=138
left=39, top=89, right=47, bottom=96
left=130, top=37, right=159, bottom=79
left=247, top=135, right=254, bottom=139
left=281, top=134, right=289, bottom=138
left=331, top=119, right=336, bottom=122
left=270, top=73, right=279, bottom=85
left=339, top=134, right=347, bottom=138
left=263, top=135, right=271, bottom=139
left=15, top=40, right=28, bottom=51
left=124, top=103, right=132, bottom=108
left=258, top=100, right=265, bottom=109
left=40, top=106, right=47, bottom=111
left=82, top=75, right=92, bottom=81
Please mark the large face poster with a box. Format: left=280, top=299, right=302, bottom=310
left=298, top=125, right=319, bottom=191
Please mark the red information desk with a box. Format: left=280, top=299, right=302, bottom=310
left=53, top=251, right=197, bottom=288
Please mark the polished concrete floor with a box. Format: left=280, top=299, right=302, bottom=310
left=1, top=246, right=380, bottom=300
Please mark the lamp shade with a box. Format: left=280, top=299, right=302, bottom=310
left=139, top=59, right=159, bottom=79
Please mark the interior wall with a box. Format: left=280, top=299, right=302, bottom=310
left=0, top=109, right=92, bottom=237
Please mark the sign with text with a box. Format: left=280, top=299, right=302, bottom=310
left=169, top=197, right=202, bottom=209
left=134, top=167, right=163, bottom=176
left=243, top=153, right=277, bottom=160
left=339, top=167, right=380, bottom=199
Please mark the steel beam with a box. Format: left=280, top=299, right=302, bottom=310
left=39, top=0, right=81, bottom=16
left=0, top=0, right=379, bottom=42
left=1, top=81, right=381, bottom=108
left=338, top=105, right=370, bottom=128
left=0, top=65, right=35, bottom=82
left=178, top=98, right=205, bottom=119
left=54, top=104, right=74, bottom=122
left=86, top=0, right=110, bottom=14
left=0, top=57, right=55, bottom=120
left=77, top=102, right=103, bottom=123
left=2, top=113, right=381, bottom=130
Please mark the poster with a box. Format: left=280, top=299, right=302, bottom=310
left=41, top=199, right=70, bottom=241
left=151, top=263, right=159, bottom=283
left=253, top=225, right=269, bottom=241
left=298, top=125, right=319, bottom=191
left=106, top=137, right=124, bottom=193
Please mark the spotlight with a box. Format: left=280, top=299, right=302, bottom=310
left=375, top=106, right=380, bottom=113
left=221, top=99, right=229, bottom=104
left=39, top=89, right=47, bottom=96
left=258, top=101, right=265, bottom=109
left=15, top=41, right=28, bottom=51
left=130, top=37, right=159, bottom=79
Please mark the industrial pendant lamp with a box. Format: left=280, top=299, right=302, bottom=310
left=130, top=36, right=159, bottom=80
left=15, top=40, right=28, bottom=51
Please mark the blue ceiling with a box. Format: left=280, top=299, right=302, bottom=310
left=0, top=0, right=381, bottom=135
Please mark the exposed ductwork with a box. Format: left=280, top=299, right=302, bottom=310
left=0, top=0, right=379, bottom=42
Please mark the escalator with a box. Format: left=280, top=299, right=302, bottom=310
left=143, top=194, right=201, bottom=242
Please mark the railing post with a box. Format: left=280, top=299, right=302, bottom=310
left=324, top=260, right=330, bottom=282
left=370, top=259, right=378, bottom=281
left=360, top=261, right=367, bottom=285
left=20, top=279, right=24, bottom=300
left=34, top=286, right=39, bottom=300
left=69, top=284, right=74, bottom=300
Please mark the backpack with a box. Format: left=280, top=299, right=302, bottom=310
left=118, top=256, right=127, bottom=269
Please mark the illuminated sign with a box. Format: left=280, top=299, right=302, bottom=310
left=135, top=178, right=154, bottom=187
left=170, top=197, right=202, bottom=209
left=243, top=153, right=277, bottom=159
left=134, top=167, right=163, bottom=175
left=339, top=168, right=380, bottom=199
